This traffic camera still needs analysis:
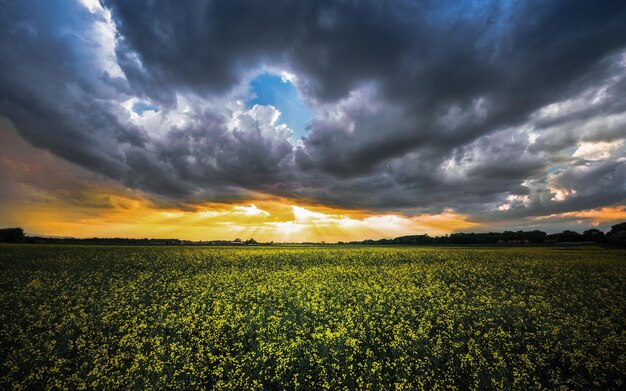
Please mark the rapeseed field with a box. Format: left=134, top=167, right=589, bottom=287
left=0, top=245, right=624, bottom=389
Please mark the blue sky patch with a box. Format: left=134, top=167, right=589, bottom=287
left=132, top=101, right=160, bottom=116
left=246, top=73, right=314, bottom=140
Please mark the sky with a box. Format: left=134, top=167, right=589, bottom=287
left=1, top=0, right=626, bottom=242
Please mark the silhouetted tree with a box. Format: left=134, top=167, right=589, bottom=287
left=607, top=231, right=626, bottom=247
left=583, top=229, right=605, bottom=243
left=607, top=222, right=626, bottom=247
left=527, top=230, right=548, bottom=243
left=547, top=230, right=585, bottom=242
left=608, top=222, right=626, bottom=234
left=0, top=228, right=25, bottom=243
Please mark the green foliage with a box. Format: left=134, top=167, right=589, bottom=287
left=0, top=245, right=625, bottom=389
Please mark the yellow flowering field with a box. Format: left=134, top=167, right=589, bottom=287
left=1, top=245, right=625, bottom=389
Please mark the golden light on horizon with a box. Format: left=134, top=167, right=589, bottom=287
left=0, top=187, right=478, bottom=242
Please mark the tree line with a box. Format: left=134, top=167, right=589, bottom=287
left=349, top=223, right=626, bottom=247
left=0, top=229, right=264, bottom=246
left=1, top=223, right=626, bottom=246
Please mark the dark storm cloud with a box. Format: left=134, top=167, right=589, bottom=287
left=1, top=0, right=626, bottom=223
left=104, top=0, right=419, bottom=104
left=294, top=0, right=626, bottom=177
left=484, top=157, right=626, bottom=223
left=106, top=0, right=626, bottom=161
left=148, top=111, right=294, bottom=194
left=0, top=0, right=139, bottom=180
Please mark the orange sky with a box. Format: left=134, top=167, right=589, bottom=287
left=0, top=181, right=478, bottom=242
left=0, top=177, right=478, bottom=242
left=534, top=207, right=626, bottom=227
left=2, top=199, right=478, bottom=242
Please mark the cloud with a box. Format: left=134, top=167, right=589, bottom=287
left=536, top=206, right=626, bottom=225
left=233, top=204, right=270, bottom=217
left=0, top=0, right=625, bottom=232
left=573, top=140, right=623, bottom=161
left=0, top=124, right=475, bottom=241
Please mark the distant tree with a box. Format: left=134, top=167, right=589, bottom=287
left=0, top=228, right=25, bottom=243
left=607, top=231, right=626, bottom=247
left=583, top=229, right=605, bottom=243
left=502, top=231, right=516, bottom=241
left=560, top=230, right=584, bottom=242
left=392, top=235, right=433, bottom=245
left=233, top=238, right=243, bottom=243
left=607, top=222, right=626, bottom=247
left=527, top=230, right=548, bottom=243
left=245, top=238, right=257, bottom=245
left=609, top=222, right=626, bottom=234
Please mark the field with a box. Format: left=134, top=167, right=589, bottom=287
left=1, top=245, right=625, bottom=389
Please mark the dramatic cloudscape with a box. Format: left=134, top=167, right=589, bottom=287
left=1, top=0, right=626, bottom=241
